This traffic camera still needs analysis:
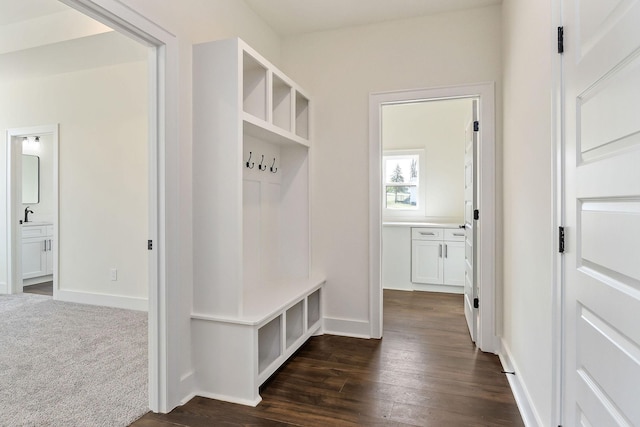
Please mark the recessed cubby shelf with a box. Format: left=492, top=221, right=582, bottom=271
left=193, top=37, right=322, bottom=407
left=286, top=301, right=304, bottom=348
left=259, top=316, right=282, bottom=373
left=307, top=288, right=321, bottom=327
left=243, top=52, right=267, bottom=120
left=295, top=91, right=309, bottom=139
left=272, top=74, right=292, bottom=132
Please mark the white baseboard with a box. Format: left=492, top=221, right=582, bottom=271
left=412, top=283, right=463, bottom=294
left=56, top=289, right=148, bottom=311
left=323, top=317, right=371, bottom=338
left=179, top=371, right=196, bottom=406
left=499, top=340, right=543, bottom=427
left=0, top=281, right=7, bottom=294
left=23, top=275, right=53, bottom=287
left=193, top=390, right=261, bottom=407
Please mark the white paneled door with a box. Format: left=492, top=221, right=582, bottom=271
left=463, top=100, right=478, bottom=343
left=562, top=0, right=640, bottom=425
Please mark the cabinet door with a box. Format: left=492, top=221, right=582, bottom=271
left=411, top=240, right=443, bottom=284
left=46, top=239, right=53, bottom=275
left=22, top=237, right=47, bottom=279
left=443, top=241, right=465, bottom=286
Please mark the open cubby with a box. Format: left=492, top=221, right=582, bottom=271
left=272, top=74, right=292, bottom=132
left=295, top=91, right=309, bottom=139
left=307, top=289, right=321, bottom=328
left=258, top=316, right=282, bottom=374
left=243, top=52, right=267, bottom=120
left=286, top=301, right=304, bottom=348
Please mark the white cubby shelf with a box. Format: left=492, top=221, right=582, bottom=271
left=192, top=37, right=322, bottom=406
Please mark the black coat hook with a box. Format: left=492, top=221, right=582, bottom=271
left=270, top=158, right=278, bottom=173
left=245, top=151, right=254, bottom=169
left=258, top=154, right=267, bottom=171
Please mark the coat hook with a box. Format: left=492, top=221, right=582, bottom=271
left=258, top=154, right=267, bottom=171
left=245, top=151, right=254, bottom=169
left=270, top=157, right=278, bottom=173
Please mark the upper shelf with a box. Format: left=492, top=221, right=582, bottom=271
left=240, top=40, right=310, bottom=145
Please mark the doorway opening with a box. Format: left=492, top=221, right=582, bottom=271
left=6, top=125, right=58, bottom=297
left=369, top=83, right=498, bottom=353
left=2, top=0, right=178, bottom=413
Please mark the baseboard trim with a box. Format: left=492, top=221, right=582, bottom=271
left=323, top=317, right=371, bottom=339
left=0, top=281, right=7, bottom=294
left=56, top=289, right=148, bottom=311
left=193, top=390, right=261, bottom=407
left=179, top=371, right=196, bottom=406
left=499, top=340, right=543, bottom=427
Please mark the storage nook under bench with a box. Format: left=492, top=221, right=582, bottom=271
left=192, top=38, right=324, bottom=406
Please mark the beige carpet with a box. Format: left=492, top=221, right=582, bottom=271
left=0, top=293, right=148, bottom=426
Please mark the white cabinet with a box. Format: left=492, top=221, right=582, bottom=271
left=411, top=227, right=464, bottom=287
left=192, top=38, right=322, bottom=406
left=22, top=223, right=53, bottom=280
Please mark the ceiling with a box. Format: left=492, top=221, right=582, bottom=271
left=245, top=0, right=502, bottom=36
left=1, top=0, right=502, bottom=35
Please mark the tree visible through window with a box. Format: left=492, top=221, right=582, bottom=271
left=383, top=152, right=420, bottom=211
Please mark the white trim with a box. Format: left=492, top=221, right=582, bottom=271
left=551, top=2, right=565, bottom=426
left=56, top=289, right=148, bottom=311
left=369, top=83, right=498, bottom=353
left=58, top=0, right=179, bottom=413
left=194, top=390, right=262, bottom=408
left=500, top=340, right=543, bottom=427
left=323, top=317, right=371, bottom=339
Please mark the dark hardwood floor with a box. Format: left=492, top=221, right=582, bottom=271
left=22, top=281, right=53, bottom=296
left=132, top=290, right=523, bottom=426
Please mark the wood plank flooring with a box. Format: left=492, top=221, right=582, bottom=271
left=132, top=290, right=523, bottom=426
left=22, top=281, right=53, bottom=296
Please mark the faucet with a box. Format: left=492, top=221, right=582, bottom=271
left=24, top=206, right=33, bottom=223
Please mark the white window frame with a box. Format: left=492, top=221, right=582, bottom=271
left=382, top=149, right=426, bottom=219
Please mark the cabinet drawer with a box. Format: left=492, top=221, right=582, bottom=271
left=411, top=228, right=443, bottom=241
left=444, top=228, right=466, bottom=241
left=22, top=225, right=47, bottom=238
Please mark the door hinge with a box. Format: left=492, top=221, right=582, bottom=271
left=558, top=226, right=565, bottom=253
left=473, top=121, right=479, bottom=132
left=148, top=240, right=153, bottom=250
left=557, top=26, right=564, bottom=54
left=473, top=209, right=479, bottom=220
left=473, top=298, right=479, bottom=309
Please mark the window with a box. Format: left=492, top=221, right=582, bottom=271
left=383, top=150, right=425, bottom=218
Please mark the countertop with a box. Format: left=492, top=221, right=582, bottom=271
left=383, top=221, right=464, bottom=229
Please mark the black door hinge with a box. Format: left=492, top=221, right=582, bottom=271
left=559, top=227, right=565, bottom=253
left=473, top=121, right=479, bottom=132
left=557, top=26, right=564, bottom=54
left=148, top=240, right=153, bottom=250
left=473, top=298, right=479, bottom=309
left=473, top=209, right=479, bottom=220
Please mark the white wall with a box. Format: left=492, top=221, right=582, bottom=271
left=382, top=99, right=471, bottom=221
left=281, top=5, right=502, bottom=330
left=502, top=0, right=554, bottom=424
left=0, top=45, right=149, bottom=303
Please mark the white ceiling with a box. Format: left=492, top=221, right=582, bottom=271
left=1, top=0, right=502, bottom=35
left=245, top=0, right=502, bottom=36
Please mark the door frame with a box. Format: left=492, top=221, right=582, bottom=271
left=58, top=0, right=177, bottom=413
left=6, top=125, right=59, bottom=296
left=369, top=82, right=498, bottom=353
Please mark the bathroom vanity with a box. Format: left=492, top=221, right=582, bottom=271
left=22, top=222, right=53, bottom=282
